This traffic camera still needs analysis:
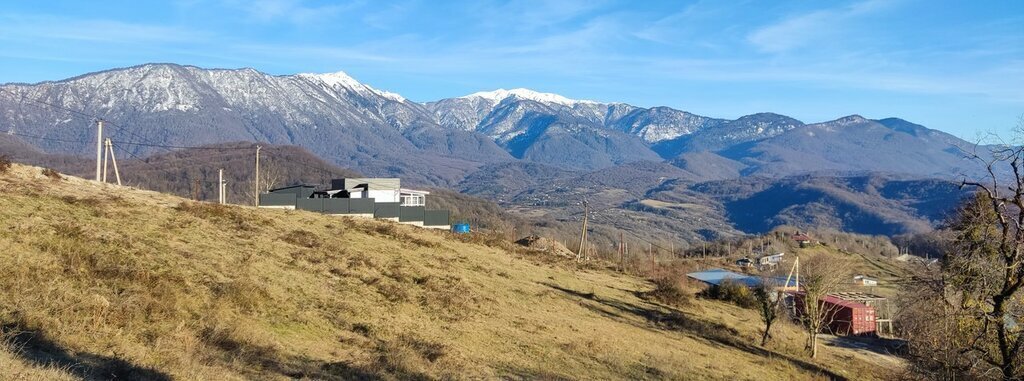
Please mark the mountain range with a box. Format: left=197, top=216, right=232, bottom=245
left=0, top=63, right=984, bottom=243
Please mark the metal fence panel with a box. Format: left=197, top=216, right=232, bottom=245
left=350, top=198, right=376, bottom=214
left=399, top=206, right=425, bottom=222
left=374, top=202, right=400, bottom=218
left=424, top=210, right=450, bottom=226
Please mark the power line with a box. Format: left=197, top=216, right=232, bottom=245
left=111, top=140, right=255, bottom=150
left=4, top=131, right=91, bottom=144
left=0, top=88, right=173, bottom=152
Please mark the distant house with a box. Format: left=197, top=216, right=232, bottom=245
left=792, top=232, right=813, bottom=248
left=757, top=252, right=785, bottom=267
left=259, top=177, right=450, bottom=230
left=853, top=275, right=879, bottom=287
left=736, top=258, right=754, bottom=268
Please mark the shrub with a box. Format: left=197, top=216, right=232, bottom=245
left=41, top=168, right=61, bottom=180
left=700, top=280, right=757, bottom=308
left=645, top=274, right=692, bottom=307
left=0, top=155, right=11, bottom=174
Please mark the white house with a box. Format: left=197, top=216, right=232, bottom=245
left=853, top=275, right=879, bottom=287
left=331, top=178, right=430, bottom=206
left=757, top=252, right=785, bottom=266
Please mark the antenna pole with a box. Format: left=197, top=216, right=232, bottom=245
left=94, top=120, right=104, bottom=181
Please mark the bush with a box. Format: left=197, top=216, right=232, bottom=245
left=700, top=280, right=757, bottom=308
left=0, top=155, right=11, bottom=174
left=645, top=274, right=692, bottom=307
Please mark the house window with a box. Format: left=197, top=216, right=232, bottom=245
left=400, top=194, right=425, bottom=206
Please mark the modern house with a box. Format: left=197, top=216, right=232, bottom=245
left=258, top=178, right=451, bottom=230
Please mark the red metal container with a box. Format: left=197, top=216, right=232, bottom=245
left=791, top=293, right=877, bottom=336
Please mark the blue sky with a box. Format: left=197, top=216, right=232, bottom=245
left=0, top=0, right=1021, bottom=137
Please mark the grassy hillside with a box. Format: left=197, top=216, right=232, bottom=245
left=0, top=163, right=901, bottom=380
left=0, top=140, right=362, bottom=203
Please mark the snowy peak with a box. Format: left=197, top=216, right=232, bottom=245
left=297, top=71, right=362, bottom=89
left=296, top=71, right=406, bottom=103
left=460, top=88, right=596, bottom=106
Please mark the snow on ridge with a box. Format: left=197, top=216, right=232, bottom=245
left=460, top=88, right=596, bottom=106
left=296, top=71, right=406, bottom=102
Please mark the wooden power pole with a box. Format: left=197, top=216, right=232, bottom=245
left=576, top=200, right=589, bottom=262
left=254, top=145, right=262, bottom=206
left=106, top=139, right=121, bottom=186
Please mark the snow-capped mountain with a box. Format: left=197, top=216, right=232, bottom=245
left=0, top=63, right=983, bottom=184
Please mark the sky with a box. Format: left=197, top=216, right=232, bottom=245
left=0, top=0, right=1021, bottom=138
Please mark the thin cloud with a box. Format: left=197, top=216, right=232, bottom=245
left=0, top=14, right=209, bottom=44
left=747, top=0, right=895, bottom=53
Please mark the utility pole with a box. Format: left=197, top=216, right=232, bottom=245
left=618, top=232, right=624, bottom=272
left=101, top=138, right=109, bottom=183
left=618, top=242, right=626, bottom=272
left=218, top=168, right=225, bottom=204
left=94, top=120, right=104, bottom=181
left=254, top=145, right=262, bottom=206
left=106, top=139, right=121, bottom=186
left=576, top=200, right=589, bottom=262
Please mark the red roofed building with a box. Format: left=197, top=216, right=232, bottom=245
left=792, top=232, right=814, bottom=248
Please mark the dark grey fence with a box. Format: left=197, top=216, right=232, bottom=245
left=259, top=193, right=297, bottom=207
left=424, top=210, right=451, bottom=226
left=374, top=202, right=400, bottom=219
left=350, top=199, right=375, bottom=214
left=399, top=206, right=425, bottom=222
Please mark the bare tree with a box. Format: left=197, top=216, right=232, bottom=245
left=796, top=256, right=852, bottom=358
left=752, top=278, right=782, bottom=346
left=244, top=162, right=285, bottom=205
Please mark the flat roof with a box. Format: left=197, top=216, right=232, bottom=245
left=686, top=268, right=799, bottom=288
left=399, top=188, right=430, bottom=195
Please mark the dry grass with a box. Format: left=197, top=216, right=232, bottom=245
left=40, top=167, right=61, bottom=180
left=0, top=163, right=902, bottom=380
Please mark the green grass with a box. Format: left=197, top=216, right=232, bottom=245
left=0, top=164, right=902, bottom=380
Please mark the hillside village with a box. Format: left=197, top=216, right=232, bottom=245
left=0, top=161, right=919, bottom=380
